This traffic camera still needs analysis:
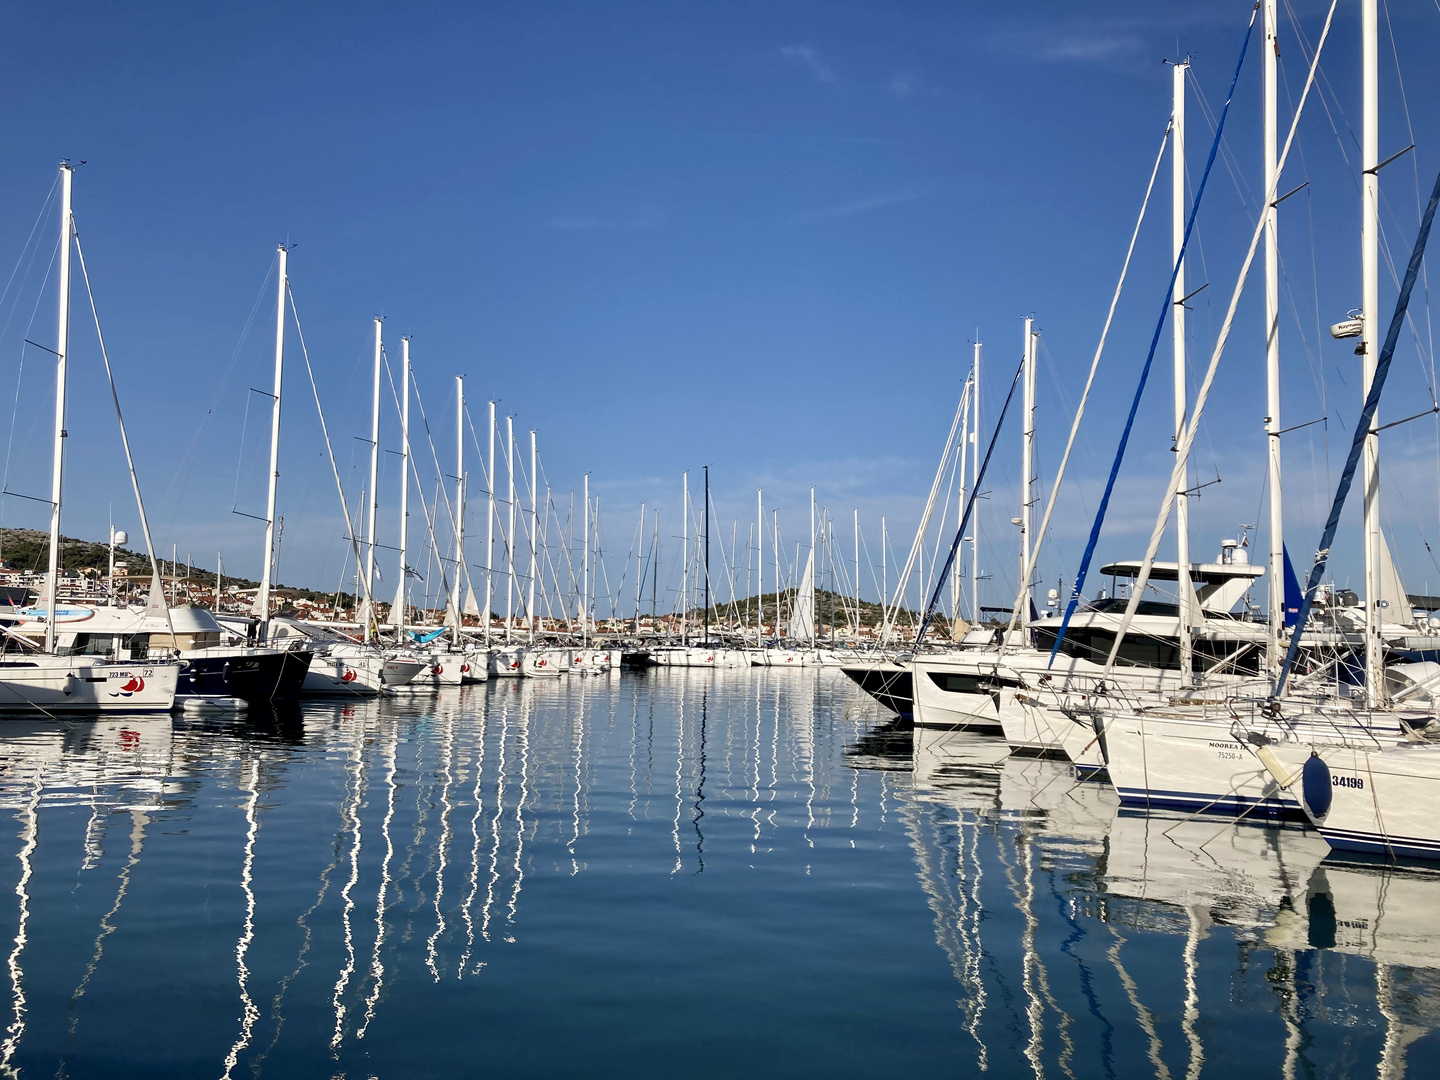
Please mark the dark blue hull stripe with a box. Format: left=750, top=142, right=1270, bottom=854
left=1321, top=827, right=1440, bottom=861
left=1115, top=787, right=1305, bottom=821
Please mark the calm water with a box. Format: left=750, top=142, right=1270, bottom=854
left=0, top=669, right=1433, bottom=1078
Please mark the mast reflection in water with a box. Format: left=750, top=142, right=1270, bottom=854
left=0, top=674, right=1430, bottom=1077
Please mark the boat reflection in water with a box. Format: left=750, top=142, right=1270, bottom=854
left=0, top=673, right=1433, bottom=1075
left=902, top=725, right=1440, bottom=1077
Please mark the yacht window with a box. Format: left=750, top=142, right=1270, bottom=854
left=62, top=634, right=117, bottom=659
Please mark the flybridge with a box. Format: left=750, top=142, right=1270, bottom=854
left=1100, top=559, right=1264, bottom=616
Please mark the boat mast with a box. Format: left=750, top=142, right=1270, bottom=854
left=44, top=162, right=74, bottom=653
left=954, top=372, right=970, bottom=628
left=634, top=502, right=645, bottom=632
left=1019, top=318, right=1035, bottom=628
left=255, top=243, right=287, bottom=644
left=528, top=430, right=537, bottom=644
left=1361, top=0, right=1384, bottom=706
left=395, top=336, right=412, bottom=637
left=1173, top=57, right=1194, bottom=686
left=582, top=472, right=590, bottom=648
left=365, top=317, right=382, bottom=640
left=505, top=416, right=515, bottom=644
left=454, top=374, right=465, bottom=649
left=681, top=471, right=689, bottom=646
left=881, top=515, right=887, bottom=625
left=971, top=341, right=981, bottom=623
left=757, top=489, right=764, bottom=647
left=485, top=400, right=495, bottom=647
left=854, top=507, right=860, bottom=640
left=1264, top=0, right=1284, bottom=677
left=703, top=465, right=710, bottom=643
left=773, top=509, right=780, bottom=645
left=809, top=486, right=816, bottom=647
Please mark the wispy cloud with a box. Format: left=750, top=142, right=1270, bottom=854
left=988, top=23, right=1147, bottom=66
left=778, top=43, right=837, bottom=84
left=791, top=184, right=922, bottom=223
left=545, top=207, right=666, bottom=231
left=888, top=72, right=917, bottom=99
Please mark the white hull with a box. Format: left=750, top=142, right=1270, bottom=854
left=302, top=654, right=389, bottom=695
left=490, top=646, right=526, bottom=676
left=413, top=650, right=467, bottom=688
left=523, top=648, right=567, bottom=677
left=1100, top=710, right=1302, bottom=818
left=0, top=658, right=178, bottom=712
left=1261, top=737, right=1440, bottom=861
left=565, top=648, right=612, bottom=675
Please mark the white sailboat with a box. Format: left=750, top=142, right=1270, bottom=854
left=0, top=162, right=178, bottom=712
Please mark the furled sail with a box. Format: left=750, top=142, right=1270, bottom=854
left=791, top=549, right=815, bottom=642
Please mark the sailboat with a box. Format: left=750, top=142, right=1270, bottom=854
left=215, top=262, right=422, bottom=696
left=1082, top=3, right=1440, bottom=833
left=0, top=163, right=179, bottom=712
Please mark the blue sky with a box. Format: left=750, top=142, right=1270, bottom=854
left=3, top=1, right=1440, bottom=618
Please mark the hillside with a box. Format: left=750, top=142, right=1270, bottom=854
left=0, top=528, right=353, bottom=606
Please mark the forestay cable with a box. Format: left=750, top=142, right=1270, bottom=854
left=1276, top=164, right=1440, bottom=696
left=1048, top=3, right=1261, bottom=667
left=1004, top=118, right=1172, bottom=641
left=1104, top=0, right=1339, bottom=673
left=72, top=232, right=174, bottom=641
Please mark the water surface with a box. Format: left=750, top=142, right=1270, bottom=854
left=0, top=669, right=1433, bottom=1077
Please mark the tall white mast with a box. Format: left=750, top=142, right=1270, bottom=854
left=1019, top=318, right=1035, bottom=627
left=364, top=317, right=382, bottom=640
left=1174, top=57, right=1195, bottom=686
left=527, top=430, right=538, bottom=643
left=454, top=374, right=465, bottom=648
left=881, top=515, right=887, bottom=623
left=255, top=244, right=287, bottom=643
left=505, top=416, right=515, bottom=644
left=634, top=502, right=645, bottom=631
left=681, top=471, right=689, bottom=645
left=43, top=163, right=74, bottom=654
left=809, top=486, right=816, bottom=647
left=1263, top=3, right=1285, bottom=676
left=1361, top=0, right=1383, bottom=707
left=773, top=509, right=780, bottom=642
left=853, top=508, right=860, bottom=640
left=971, top=341, right=981, bottom=623
left=485, top=400, right=496, bottom=647
left=955, top=371, right=971, bottom=626
left=394, top=337, right=412, bottom=636
left=757, top=489, right=764, bottom=646
left=582, top=473, right=590, bottom=647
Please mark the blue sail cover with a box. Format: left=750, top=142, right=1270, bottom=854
left=1046, top=10, right=1258, bottom=668
left=1275, top=163, right=1440, bottom=696
left=1282, top=545, right=1302, bottom=628
left=409, top=626, right=449, bottom=645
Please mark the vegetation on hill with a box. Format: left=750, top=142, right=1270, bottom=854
left=0, top=528, right=355, bottom=606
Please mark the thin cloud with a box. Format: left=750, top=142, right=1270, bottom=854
left=791, top=185, right=922, bottom=223
left=987, top=21, right=1147, bottom=66
left=778, top=44, right=838, bottom=84
left=545, top=207, right=666, bottom=231
left=888, top=72, right=917, bottom=99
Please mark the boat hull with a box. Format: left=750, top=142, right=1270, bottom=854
left=177, top=649, right=312, bottom=704
left=0, top=658, right=178, bottom=712
left=840, top=663, right=912, bottom=718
